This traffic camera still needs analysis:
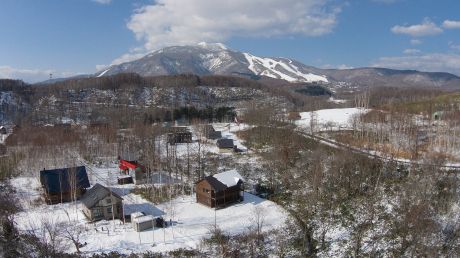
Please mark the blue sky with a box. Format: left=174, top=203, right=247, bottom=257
left=1, top=0, right=459, bottom=82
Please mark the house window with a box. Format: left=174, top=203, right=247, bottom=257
left=93, top=208, right=102, bottom=218
left=107, top=207, right=112, bottom=214
left=107, top=198, right=111, bottom=204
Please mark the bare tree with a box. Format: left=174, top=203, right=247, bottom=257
left=250, top=206, right=266, bottom=246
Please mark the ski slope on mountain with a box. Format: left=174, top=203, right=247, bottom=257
left=244, top=53, right=328, bottom=83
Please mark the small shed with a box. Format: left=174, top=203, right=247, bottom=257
left=204, top=125, right=222, bottom=139
left=196, top=170, right=244, bottom=208
left=216, top=138, right=235, bottom=153
left=40, top=166, right=90, bottom=204
left=81, top=183, right=123, bottom=221
left=130, top=212, right=145, bottom=223
left=132, top=215, right=155, bottom=232
left=117, top=175, right=133, bottom=185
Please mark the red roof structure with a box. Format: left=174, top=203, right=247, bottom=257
left=119, top=159, right=138, bottom=170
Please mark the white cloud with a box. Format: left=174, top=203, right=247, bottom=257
left=0, top=66, right=78, bottom=83
left=391, top=19, right=443, bottom=37
left=403, top=48, right=421, bottom=55
left=442, top=20, right=460, bottom=29
left=410, top=39, right=422, bottom=45
left=126, top=0, right=340, bottom=51
left=449, top=42, right=460, bottom=51
left=321, top=64, right=354, bottom=70
left=337, top=64, right=354, bottom=70
left=373, top=53, right=460, bottom=76
left=92, top=0, right=112, bottom=4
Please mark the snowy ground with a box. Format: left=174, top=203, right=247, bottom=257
left=11, top=174, right=287, bottom=255
left=9, top=122, right=286, bottom=255
left=295, top=108, right=368, bottom=131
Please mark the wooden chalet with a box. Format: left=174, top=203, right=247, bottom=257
left=81, top=183, right=123, bottom=221
left=39, top=166, right=90, bottom=204
left=196, top=170, right=244, bottom=208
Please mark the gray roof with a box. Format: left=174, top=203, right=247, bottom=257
left=81, top=183, right=122, bottom=208
left=217, top=138, right=234, bottom=148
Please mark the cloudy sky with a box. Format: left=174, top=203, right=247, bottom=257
left=1, top=0, right=459, bottom=82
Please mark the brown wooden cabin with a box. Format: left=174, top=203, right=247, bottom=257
left=196, top=170, right=244, bottom=208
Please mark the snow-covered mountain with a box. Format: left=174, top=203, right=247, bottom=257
left=94, top=43, right=460, bottom=89
left=96, top=43, right=329, bottom=83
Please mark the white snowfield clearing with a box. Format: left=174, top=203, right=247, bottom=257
left=11, top=174, right=287, bottom=255
left=295, top=108, right=369, bottom=131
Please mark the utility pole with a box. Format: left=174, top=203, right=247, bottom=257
left=151, top=217, right=155, bottom=246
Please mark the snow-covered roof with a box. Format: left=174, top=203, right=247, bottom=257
left=212, top=170, right=244, bottom=187
left=130, top=212, right=144, bottom=220
left=134, top=215, right=154, bottom=223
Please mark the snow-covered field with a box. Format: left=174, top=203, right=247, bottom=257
left=295, top=108, right=368, bottom=131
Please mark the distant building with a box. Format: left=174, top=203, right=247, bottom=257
left=216, top=138, right=235, bottom=153
left=39, top=166, right=90, bottom=204
left=167, top=132, right=192, bottom=145
left=204, top=125, right=222, bottom=139
left=162, top=126, right=193, bottom=145
left=196, top=170, right=244, bottom=208
left=81, top=183, right=123, bottom=221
